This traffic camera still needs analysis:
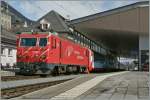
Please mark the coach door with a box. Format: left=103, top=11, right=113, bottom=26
left=86, top=49, right=90, bottom=71
left=88, top=49, right=94, bottom=71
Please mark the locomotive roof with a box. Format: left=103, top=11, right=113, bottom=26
left=18, top=31, right=59, bottom=35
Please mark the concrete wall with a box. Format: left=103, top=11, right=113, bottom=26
left=139, top=35, right=149, bottom=71
left=73, top=7, right=149, bottom=35
left=139, top=35, right=149, bottom=50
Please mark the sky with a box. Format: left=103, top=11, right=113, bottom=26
left=5, top=0, right=142, bottom=21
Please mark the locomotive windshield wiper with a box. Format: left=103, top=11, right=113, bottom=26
left=39, top=38, right=47, bottom=46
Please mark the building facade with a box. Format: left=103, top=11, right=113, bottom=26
left=1, top=1, right=35, bottom=69
left=1, top=1, right=148, bottom=71
left=1, top=45, right=16, bottom=68
left=1, top=2, right=16, bottom=68
left=70, top=1, right=149, bottom=71
left=1, top=6, right=11, bottom=30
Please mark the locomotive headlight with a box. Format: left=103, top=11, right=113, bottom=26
left=25, top=55, right=29, bottom=59
left=17, top=54, right=22, bottom=58
left=40, top=55, right=46, bottom=60
left=34, top=54, right=39, bottom=58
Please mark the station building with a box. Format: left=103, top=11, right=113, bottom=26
left=70, top=1, right=149, bottom=70
left=0, top=1, right=149, bottom=71
left=1, top=1, right=33, bottom=68
left=1, top=3, right=16, bottom=68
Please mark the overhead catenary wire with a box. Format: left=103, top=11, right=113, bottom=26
left=29, top=0, right=101, bottom=20
left=28, top=0, right=47, bottom=12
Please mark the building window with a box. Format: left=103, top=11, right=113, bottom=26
left=44, top=24, right=48, bottom=29
left=8, top=49, right=13, bottom=56
left=1, top=48, right=5, bottom=55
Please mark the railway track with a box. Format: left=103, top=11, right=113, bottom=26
left=1, top=79, right=70, bottom=99
left=1, top=75, right=41, bottom=81
left=1, top=74, right=82, bottom=99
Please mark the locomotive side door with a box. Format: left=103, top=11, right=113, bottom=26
left=59, top=41, right=62, bottom=63
left=48, top=36, right=60, bottom=64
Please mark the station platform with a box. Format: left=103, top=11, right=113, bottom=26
left=12, top=71, right=149, bottom=100
left=76, top=71, right=149, bottom=100
left=1, top=70, right=15, bottom=76
left=1, top=74, right=83, bottom=89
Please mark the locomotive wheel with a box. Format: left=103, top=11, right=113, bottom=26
left=40, top=74, right=47, bottom=77
left=80, top=67, right=86, bottom=73
left=60, top=66, right=66, bottom=74
left=52, top=66, right=60, bottom=76
left=72, top=66, right=78, bottom=74
left=66, top=66, right=72, bottom=75
left=76, top=66, right=80, bottom=74
left=58, top=67, right=61, bottom=75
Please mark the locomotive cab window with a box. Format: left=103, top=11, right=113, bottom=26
left=39, top=38, right=47, bottom=46
left=20, top=38, right=37, bottom=46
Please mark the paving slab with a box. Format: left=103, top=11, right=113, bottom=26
left=11, top=74, right=98, bottom=100
left=11, top=72, right=126, bottom=100
left=51, top=72, right=127, bottom=100
left=95, top=93, right=112, bottom=100
left=76, top=72, right=149, bottom=100
left=110, top=93, right=124, bottom=100
left=124, top=94, right=138, bottom=100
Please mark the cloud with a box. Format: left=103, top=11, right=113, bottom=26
left=112, top=0, right=142, bottom=8
left=19, top=0, right=46, bottom=20
left=6, top=0, right=43, bottom=20
left=6, top=0, right=141, bottom=21
left=33, top=1, right=104, bottom=20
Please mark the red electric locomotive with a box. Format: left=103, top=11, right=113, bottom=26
left=16, top=32, right=94, bottom=75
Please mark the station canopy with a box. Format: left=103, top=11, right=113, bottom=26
left=70, top=1, right=149, bottom=58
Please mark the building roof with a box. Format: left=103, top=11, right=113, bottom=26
left=35, top=10, right=70, bottom=32
left=69, top=1, right=149, bottom=57
left=1, top=28, right=16, bottom=40
left=1, top=28, right=16, bottom=46
left=70, top=1, right=149, bottom=24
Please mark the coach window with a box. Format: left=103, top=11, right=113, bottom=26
left=39, top=38, right=47, bottom=46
